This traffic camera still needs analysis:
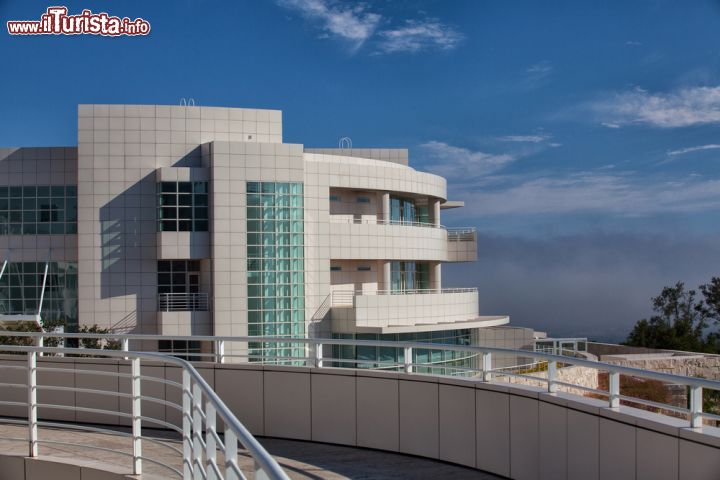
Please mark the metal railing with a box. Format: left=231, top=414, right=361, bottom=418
left=447, top=227, right=476, bottom=241
left=330, top=288, right=478, bottom=307
left=0, top=341, right=289, bottom=480
left=159, top=293, right=209, bottom=312
left=329, top=216, right=445, bottom=229
left=1, top=331, right=719, bottom=431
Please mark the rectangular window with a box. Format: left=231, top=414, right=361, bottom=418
left=329, top=195, right=341, bottom=202
left=0, top=185, right=77, bottom=235
left=330, top=265, right=342, bottom=272
left=356, top=196, right=371, bottom=204
left=157, top=182, right=208, bottom=232
left=357, top=265, right=372, bottom=271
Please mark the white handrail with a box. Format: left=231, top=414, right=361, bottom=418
left=1, top=331, right=719, bottom=429
left=0, top=343, right=290, bottom=480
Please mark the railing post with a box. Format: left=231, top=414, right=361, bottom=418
left=131, top=357, right=142, bottom=475
left=182, top=370, right=193, bottom=479
left=36, top=335, right=43, bottom=358
left=404, top=346, right=413, bottom=373
left=690, top=385, right=703, bottom=428
left=482, top=352, right=492, bottom=382
left=122, top=337, right=129, bottom=361
left=609, top=371, right=620, bottom=408
left=205, top=401, right=217, bottom=480
left=315, top=342, right=323, bottom=368
left=548, top=360, right=558, bottom=393
left=224, top=429, right=239, bottom=480
left=192, top=381, right=202, bottom=479
left=216, top=340, right=225, bottom=364
left=27, top=351, right=38, bottom=457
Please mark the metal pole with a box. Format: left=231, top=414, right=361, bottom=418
left=182, top=370, right=193, bottom=479
left=27, top=351, right=38, bottom=457
left=224, top=429, right=239, bottom=480
left=690, top=385, right=703, bottom=428
left=609, top=371, right=620, bottom=408
left=482, top=352, right=492, bottom=382
left=192, top=381, right=202, bottom=479
left=131, top=357, right=142, bottom=475
left=315, top=343, right=323, bottom=368
left=205, top=402, right=217, bottom=480
left=36, top=252, right=51, bottom=328
left=403, top=346, right=413, bottom=373
left=217, top=340, right=225, bottom=364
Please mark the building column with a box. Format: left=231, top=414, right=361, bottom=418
left=432, top=262, right=442, bottom=292
left=382, top=192, right=390, bottom=224
left=433, top=199, right=441, bottom=227
left=383, top=261, right=392, bottom=292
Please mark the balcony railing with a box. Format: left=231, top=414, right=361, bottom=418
left=331, top=288, right=477, bottom=307
left=329, top=216, right=445, bottom=229
left=2, top=331, right=720, bottom=430
left=0, top=342, right=289, bottom=480
left=158, top=293, right=209, bottom=312
left=447, top=227, right=476, bottom=241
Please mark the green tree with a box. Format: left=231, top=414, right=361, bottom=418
left=625, top=278, right=720, bottom=354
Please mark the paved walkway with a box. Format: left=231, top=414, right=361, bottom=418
left=0, top=422, right=499, bottom=479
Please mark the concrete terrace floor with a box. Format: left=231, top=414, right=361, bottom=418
left=0, top=422, right=499, bottom=479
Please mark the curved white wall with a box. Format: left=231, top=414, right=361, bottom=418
left=328, top=222, right=448, bottom=261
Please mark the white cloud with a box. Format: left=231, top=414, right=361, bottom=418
left=667, top=144, right=720, bottom=156
left=376, top=19, right=463, bottom=53
left=592, top=86, right=720, bottom=128
left=419, top=141, right=515, bottom=179
left=497, top=135, right=549, bottom=143
left=601, top=122, right=621, bottom=129
left=456, top=172, right=720, bottom=217
left=278, top=0, right=381, bottom=49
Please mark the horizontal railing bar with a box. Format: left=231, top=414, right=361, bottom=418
left=2, top=334, right=716, bottom=392
left=0, top=382, right=28, bottom=389
left=618, top=395, right=691, bottom=415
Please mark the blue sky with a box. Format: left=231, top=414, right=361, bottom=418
left=1, top=0, right=720, bottom=339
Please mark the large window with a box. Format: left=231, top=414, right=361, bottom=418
left=157, top=182, right=208, bottom=232
left=0, top=185, right=77, bottom=235
left=0, top=262, right=78, bottom=328
left=246, top=182, right=305, bottom=363
left=157, top=260, right=201, bottom=294
left=332, top=329, right=475, bottom=376
left=390, top=261, right=430, bottom=291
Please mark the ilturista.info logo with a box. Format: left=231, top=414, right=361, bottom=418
left=7, top=6, right=151, bottom=36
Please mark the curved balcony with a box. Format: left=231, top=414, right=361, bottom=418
left=329, top=288, right=508, bottom=334
left=447, top=227, right=477, bottom=262
left=328, top=217, right=448, bottom=261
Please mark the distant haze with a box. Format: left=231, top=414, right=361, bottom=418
left=444, top=233, right=720, bottom=342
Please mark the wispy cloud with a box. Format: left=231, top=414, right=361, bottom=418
left=667, top=144, right=720, bottom=156
left=376, top=19, right=463, bottom=54
left=456, top=172, right=720, bottom=217
left=278, top=0, right=380, bottom=49
left=419, top=141, right=515, bottom=180
left=496, top=135, right=549, bottom=143
left=277, top=1, right=462, bottom=54
left=601, top=122, right=621, bottom=129
left=592, top=85, right=720, bottom=128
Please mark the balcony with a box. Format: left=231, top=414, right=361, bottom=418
left=328, top=217, right=448, bottom=261
left=157, top=292, right=211, bottom=336
left=447, top=227, right=477, bottom=262
left=329, top=288, right=508, bottom=334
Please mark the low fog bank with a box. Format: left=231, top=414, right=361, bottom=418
left=443, top=233, right=720, bottom=342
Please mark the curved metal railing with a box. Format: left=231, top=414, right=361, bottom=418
left=0, top=342, right=290, bottom=480
left=1, top=331, right=719, bottom=431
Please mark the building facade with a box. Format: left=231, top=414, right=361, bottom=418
left=0, top=104, right=510, bottom=368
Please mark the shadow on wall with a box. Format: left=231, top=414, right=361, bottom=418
left=97, top=148, right=204, bottom=333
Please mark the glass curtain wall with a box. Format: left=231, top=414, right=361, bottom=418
left=332, top=329, right=475, bottom=376
left=0, top=261, right=78, bottom=328
left=247, top=182, right=305, bottom=364
left=0, top=185, right=77, bottom=235
left=390, top=261, right=430, bottom=292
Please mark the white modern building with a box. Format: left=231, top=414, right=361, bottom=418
left=0, top=104, right=515, bottom=367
